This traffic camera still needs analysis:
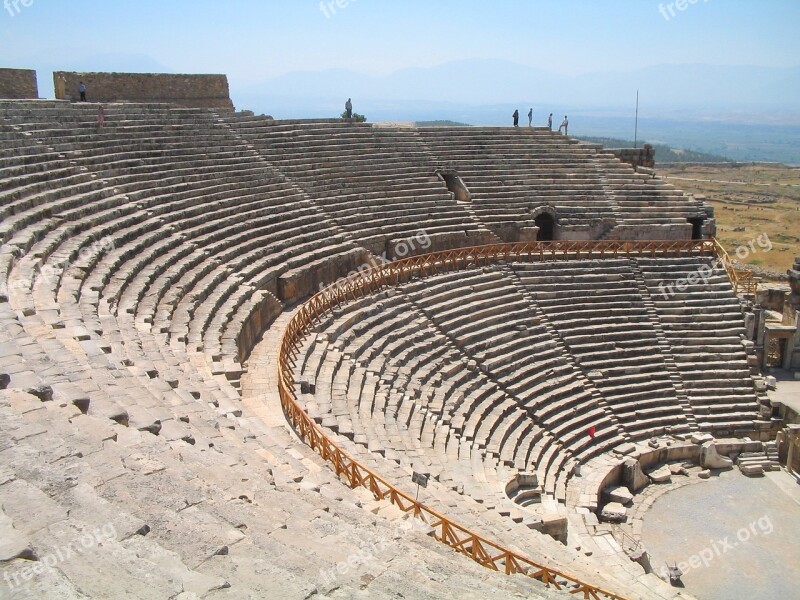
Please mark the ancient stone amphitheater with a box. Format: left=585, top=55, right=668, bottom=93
left=0, top=100, right=779, bottom=599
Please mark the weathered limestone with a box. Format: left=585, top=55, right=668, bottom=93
left=599, top=502, right=628, bottom=523
left=622, top=458, right=650, bottom=493
left=647, top=465, right=672, bottom=484
left=0, top=98, right=763, bottom=600
left=604, top=485, right=634, bottom=506
left=0, top=68, right=38, bottom=99
left=610, top=145, right=655, bottom=170
left=54, top=72, right=234, bottom=110
left=700, top=441, right=734, bottom=470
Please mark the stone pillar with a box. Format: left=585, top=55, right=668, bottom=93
left=744, top=311, right=756, bottom=340
left=789, top=256, right=800, bottom=308
left=790, top=319, right=800, bottom=371
left=784, top=425, right=800, bottom=477
left=789, top=257, right=800, bottom=370
left=753, top=305, right=766, bottom=369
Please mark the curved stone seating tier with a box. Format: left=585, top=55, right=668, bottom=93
left=225, top=117, right=498, bottom=255
left=0, top=101, right=754, bottom=599
left=0, top=364, right=549, bottom=599
left=415, top=127, right=707, bottom=241
left=637, top=257, right=762, bottom=432
left=295, top=256, right=762, bottom=514
left=510, top=259, right=693, bottom=439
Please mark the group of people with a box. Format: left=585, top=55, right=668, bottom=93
left=513, top=109, right=568, bottom=134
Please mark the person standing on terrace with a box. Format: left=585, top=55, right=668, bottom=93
left=512, top=109, right=519, bottom=127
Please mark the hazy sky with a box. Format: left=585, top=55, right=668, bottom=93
left=2, top=0, right=799, bottom=92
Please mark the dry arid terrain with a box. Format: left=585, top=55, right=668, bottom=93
left=659, top=163, right=800, bottom=278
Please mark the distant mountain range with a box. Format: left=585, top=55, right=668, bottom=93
left=233, top=60, right=800, bottom=121
left=229, top=60, right=800, bottom=164
left=20, top=54, right=800, bottom=163
left=576, top=137, right=733, bottom=163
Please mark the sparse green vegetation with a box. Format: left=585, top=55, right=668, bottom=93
left=578, top=136, right=733, bottom=163
left=659, top=163, right=800, bottom=277
left=415, top=120, right=471, bottom=127
left=341, top=111, right=367, bottom=122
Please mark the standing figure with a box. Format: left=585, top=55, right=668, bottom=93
left=512, top=109, right=519, bottom=127
left=345, top=98, right=353, bottom=120
left=527, top=108, right=533, bottom=127
left=548, top=113, right=553, bottom=130
left=79, top=82, right=87, bottom=102
left=558, top=115, right=569, bottom=135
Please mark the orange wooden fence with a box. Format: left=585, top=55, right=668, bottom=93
left=278, top=240, right=725, bottom=599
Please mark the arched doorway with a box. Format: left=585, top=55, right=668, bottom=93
left=535, top=213, right=555, bottom=241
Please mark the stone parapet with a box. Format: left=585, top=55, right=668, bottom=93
left=0, top=68, right=38, bottom=99
left=53, top=71, right=234, bottom=110
left=610, top=144, right=656, bottom=169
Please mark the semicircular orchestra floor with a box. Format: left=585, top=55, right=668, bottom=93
left=641, top=469, right=800, bottom=600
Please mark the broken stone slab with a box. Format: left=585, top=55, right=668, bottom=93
left=622, top=458, right=650, bottom=493
left=540, top=514, right=568, bottom=540
left=740, top=463, right=765, bottom=477
left=599, top=502, right=628, bottom=523
left=614, top=442, right=637, bottom=456
left=630, top=549, right=653, bottom=574
left=604, top=485, right=634, bottom=506
left=0, top=511, right=35, bottom=562
left=698, top=469, right=712, bottom=479
left=691, top=432, right=715, bottom=445
left=20, top=385, right=52, bottom=403
left=299, top=377, right=316, bottom=394
left=669, top=464, right=688, bottom=476
left=648, top=465, right=672, bottom=484
left=51, top=381, right=91, bottom=413
left=700, top=441, right=733, bottom=470
left=583, top=512, right=599, bottom=527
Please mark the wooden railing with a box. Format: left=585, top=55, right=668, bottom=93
left=712, top=238, right=758, bottom=296
left=277, top=240, right=718, bottom=600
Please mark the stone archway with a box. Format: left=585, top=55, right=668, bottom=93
left=531, top=207, right=558, bottom=241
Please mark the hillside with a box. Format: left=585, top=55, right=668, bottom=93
left=578, top=136, right=733, bottom=163
left=415, top=120, right=471, bottom=127
left=658, top=163, right=800, bottom=278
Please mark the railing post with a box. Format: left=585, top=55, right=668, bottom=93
left=275, top=242, right=705, bottom=600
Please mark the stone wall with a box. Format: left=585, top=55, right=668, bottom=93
left=53, top=72, right=234, bottom=110
left=611, top=144, right=656, bottom=170
left=790, top=256, right=800, bottom=309
left=0, top=68, right=38, bottom=99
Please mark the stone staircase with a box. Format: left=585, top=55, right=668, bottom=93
left=0, top=100, right=746, bottom=600
left=737, top=441, right=781, bottom=476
